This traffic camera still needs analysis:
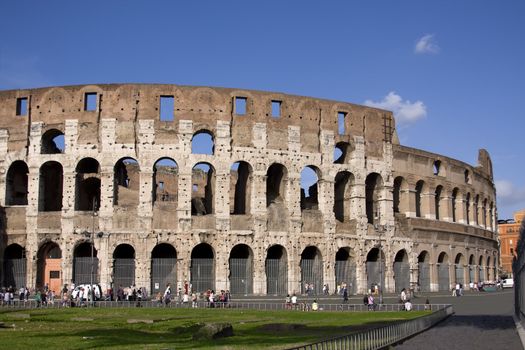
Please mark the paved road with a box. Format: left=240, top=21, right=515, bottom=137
left=395, top=290, right=523, bottom=350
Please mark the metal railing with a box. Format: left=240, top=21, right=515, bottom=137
left=0, top=299, right=448, bottom=312
left=514, top=220, right=525, bottom=319
left=285, top=304, right=453, bottom=350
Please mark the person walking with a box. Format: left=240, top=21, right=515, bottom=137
left=342, top=285, right=349, bottom=303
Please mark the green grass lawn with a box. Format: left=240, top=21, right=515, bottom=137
left=0, top=307, right=428, bottom=349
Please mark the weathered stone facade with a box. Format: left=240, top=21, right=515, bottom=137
left=0, top=84, right=498, bottom=296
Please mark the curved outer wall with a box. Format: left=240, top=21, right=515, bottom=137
left=0, top=84, right=498, bottom=295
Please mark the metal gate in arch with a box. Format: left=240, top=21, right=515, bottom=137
left=437, top=263, right=450, bottom=291
left=455, top=264, right=464, bottom=285
left=335, top=260, right=356, bottom=294
left=73, top=257, right=99, bottom=284
left=266, top=258, right=287, bottom=295
left=469, top=265, right=475, bottom=283
left=191, top=258, right=214, bottom=293
left=229, top=258, right=253, bottom=295
left=366, top=261, right=385, bottom=292
left=113, top=258, right=135, bottom=288
left=394, top=262, right=411, bottom=293
left=301, top=258, right=323, bottom=295
left=3, top=258, right=26, bottom=288
left=151, top=258, right=177, bottom=295
left=418, top=262, right=431, bottom=292
left=479, top=266, right=485, bottom=282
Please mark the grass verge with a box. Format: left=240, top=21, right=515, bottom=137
left=0, top=307, right=428, bottom=349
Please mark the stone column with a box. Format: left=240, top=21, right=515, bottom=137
left=441, top=194, right=453, bottom=222
left=421, top=190, right=434, bottom=219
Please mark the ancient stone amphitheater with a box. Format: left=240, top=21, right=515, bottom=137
left=0, top=84, right=498, bottom=296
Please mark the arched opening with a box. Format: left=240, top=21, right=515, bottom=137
left=191, top=130, right=214, bottom=155
left=38, top=161, right=63, bottom=211
left=3, top=244, right=26, bottom=288
left=454, top=254, right=465, bottom=286
left=75, top=158, right=101, bottom=211
left=333, top=142, right=352, bottom=164
left=474, top=195, right=479, bottom=225
left=394, top=249, right=410, bottom=293
left=190, top=243, right=215, bottom=292
left=433, top=160, right=441, bottom=175
left=113, top=244, right=135, bottom=288
left=5, top=161, right=28, bottom=205
left=489, top=202, right=494, bottom=230
left=152, top=158, right=178, bottom=205
left=41, top=129, right=65, bottom=154
left=482, top=199, right=487, bottom=227
left=417, top=251, right=431, bottom=292
left=487, top=256, right=493, bottom=281
left=36, top=242, right=62, bottom=293
left=437, top=252, right=450, bottom=291
left=366, top=247, right=385, bottom=293
left=150, top=244, right=177, bottom=295
left=230, top=161, right=252, bottom=215
left=266, top=163, right=288, bottom=230
left=265, top=245, right=288, bottom=295
left=300, top=166, right=320, bottom=210
left=415, top=180, right=425, bottom=218
left=452, top=188, right=459, bottom=222
left=229, top=244, right=253, bottom=295
left=479, top=256, right=485, bottom=282
left=266, top=163, right=287, bottom=207
left=334, top=171, right=353, bottom=222
left=335, top=247, right=356, bottom=294
left=435, top=185, right=443, bottom=220
left=191, top=162, right=215, bottom=215
left=465, top=193, right=471, bottom=225
left=365, top=173, right=383, bottom=224
left=468, top=254, right=476, bottom=283
left=300, top=246, right=323, bottom=295
left=393, top=176, right=409, bottom=215
left=113, top=158, right=139, bottom=207
left=73, top=241, right=98, bottom=286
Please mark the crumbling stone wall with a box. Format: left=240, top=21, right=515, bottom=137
left=0, top=84, right=499, bottom=295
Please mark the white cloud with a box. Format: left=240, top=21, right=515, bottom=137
left=364, top=91, right=427, bottom=126
left=414, top=34, right=440, bottom=54
left=496, top=180, right=525, bottom=206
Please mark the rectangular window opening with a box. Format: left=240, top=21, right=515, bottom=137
left=16, top=97, right=28, bottom=116
left=271, top=100, right=281, bottom=118
left=84, top=93, right=97, bottom=111
left=160, top=96, right=175, bottom=121
left=159, top=181, right=165, bottom=190
left=338, top=112, right=346, bottom=135
left=235, top=97, right=247, bottom=115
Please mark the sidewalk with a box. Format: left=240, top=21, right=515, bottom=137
left=395, top=290, right=523, bottom=349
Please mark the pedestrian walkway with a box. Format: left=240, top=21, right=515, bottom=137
left=395, top=290, right=523, bottom=349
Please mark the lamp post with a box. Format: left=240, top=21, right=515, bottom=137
left=89, top=197, right=97, bottom=306
left=374, top=220, right=390, bottom=305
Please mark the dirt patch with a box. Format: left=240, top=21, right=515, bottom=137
left=258, top=323, right=307, bottom=332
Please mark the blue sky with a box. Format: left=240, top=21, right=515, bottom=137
left=1, top=1, right=524, bottom=219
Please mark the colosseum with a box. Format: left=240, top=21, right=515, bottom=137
left=0, top=84, right=498, bottom=296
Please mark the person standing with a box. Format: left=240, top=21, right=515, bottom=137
left=163, top=283, right=172, bottom=305
left=291, top=293, right=298, bottom=309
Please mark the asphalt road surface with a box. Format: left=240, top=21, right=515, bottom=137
left=395, top=289, right=523, bottom=350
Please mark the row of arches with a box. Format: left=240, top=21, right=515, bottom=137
left=393, top=176, right=495, bottom=229
left=5, top=158, right=386, bottom=225
left=2, top=242, right=496, bottom=295
left=37, top=128, right=356, bottom=165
